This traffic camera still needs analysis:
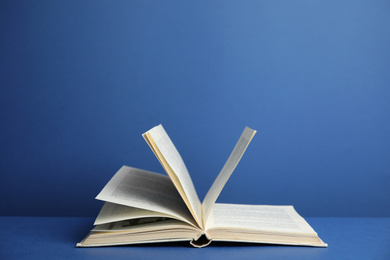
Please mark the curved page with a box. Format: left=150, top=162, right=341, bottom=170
left=143, top=125, right=203, bottom=228
left=96, top=166, right=197, bottom=227
left=202, top=127, right=256, bottom=222
left=77, top=219, right=201, bottom=247
left=94, top=202, right=179, bottom=226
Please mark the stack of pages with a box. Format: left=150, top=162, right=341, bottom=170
left=77, top=125, right=327, bottom=248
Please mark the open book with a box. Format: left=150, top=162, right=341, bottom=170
left=77, top=125, right=327, bottom=248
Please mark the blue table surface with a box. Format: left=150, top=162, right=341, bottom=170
left=0, top=216, right=389, bottom=260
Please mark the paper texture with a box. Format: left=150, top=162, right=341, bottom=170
left=95, top=166, right=196, bottom=227
left=202, top=127, right=256, bottom=222
left=206, top=203, right=316, bottom=234
left=144, top=125, right=203, bottom=228
left=94, top=202, right=172, bottom=225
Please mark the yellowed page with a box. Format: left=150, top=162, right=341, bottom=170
left=95, top=166, right=197, bottom=227
left=143, top=125, right=203, bottom=228
left=77, top=219, right=201, bottom=247
left=202, top=127, right=256, bottom=222
left=92, top=218, right=199, bottom=232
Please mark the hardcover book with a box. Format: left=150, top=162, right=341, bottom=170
left=77, top=125, right=327, bottom=248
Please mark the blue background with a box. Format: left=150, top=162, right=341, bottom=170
left=1, top=0, right=389, bottom=218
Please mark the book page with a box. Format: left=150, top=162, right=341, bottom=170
left=202, top=127, right=256, bottom=222
left=77, top=219, right=201, bottom=247
left=205, top=203, right=317, bottom=234
left=94, top=202, right=173, bottom=225
left=95, top=166, right=197, bottom=227
left=143, top=125, right=203, bottom=228
left=92, top=218, right=199, bottom=232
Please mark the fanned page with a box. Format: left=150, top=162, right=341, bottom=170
left=94, top=202, right=173, bottom=226
left=202, top=127, right=256, bottom=222
left=78, top=219, right=201, bottom=247
left=143, top=125, right=203, bottom=228
left=95, top=166, right=197, bottom=227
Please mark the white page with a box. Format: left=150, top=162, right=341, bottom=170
left=206, top=203, right=317, bottom=234
left=96, top=166, right=197, bottom=227
left=202, top=127, right=256, bottom=222
left=144, top=125, right=203, bottom=228
left=94, top=202, right=173, bottom=225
